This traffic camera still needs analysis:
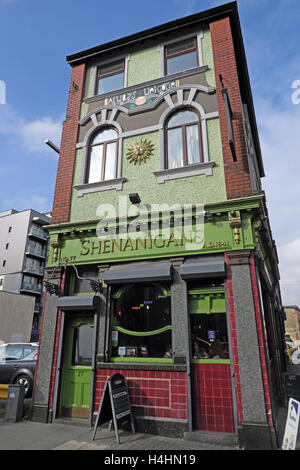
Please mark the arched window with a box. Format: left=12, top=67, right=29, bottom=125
left=86, top=127, right=118, bottom=183
left=166, top=109, right=203, bottom=169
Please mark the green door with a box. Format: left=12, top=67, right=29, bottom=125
left=60, top=314, right=94, bottom=419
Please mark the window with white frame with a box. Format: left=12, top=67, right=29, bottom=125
left=86, top=127, right=118, bottom=184
left=165, top=108, right=203, bottom=169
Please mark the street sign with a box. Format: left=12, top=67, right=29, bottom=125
left=282, top=398, right=300, bottom=450
left=92, top=373, right=135, bottom=444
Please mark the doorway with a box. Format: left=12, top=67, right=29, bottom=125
left=59, top=313, right=94, bottom=419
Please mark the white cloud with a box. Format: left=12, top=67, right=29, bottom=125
left=20, top=117, right=62, bottom=154
left=0, top=104, right=62, bottom=156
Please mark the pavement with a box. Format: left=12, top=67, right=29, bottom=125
left=0, top=403, right=238, bottom=451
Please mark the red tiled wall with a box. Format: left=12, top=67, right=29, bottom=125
left=95, top=369, right=188, bottom=421
left=210, top=17, right=253, bottom=199
left=191, top=363, right=234, bottom=433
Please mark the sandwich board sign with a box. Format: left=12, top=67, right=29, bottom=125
left=282, top=398, right=300, bottom=450
left=92, top=373, right=135, bottom=444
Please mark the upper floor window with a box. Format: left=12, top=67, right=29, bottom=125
left=165, top=38, right=198, bottom=75
left=96, top=60, right=125, bottom=95
left=86, top=127, right=118, bottom=184
left=166, top=109, right=202, bottom=169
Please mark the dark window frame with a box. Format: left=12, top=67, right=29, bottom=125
left=164, top=37, right=199, bottom=75
left=165, top=108, right=203, bottom=169
left=85, top=127, right=119, bottom=184
left=95, top=59, right=125, bottom=96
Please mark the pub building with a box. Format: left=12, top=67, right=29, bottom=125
left=31, top=2, right=287, bottom=449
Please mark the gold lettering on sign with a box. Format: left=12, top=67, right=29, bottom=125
left=80, top=240, right=90, bottom=255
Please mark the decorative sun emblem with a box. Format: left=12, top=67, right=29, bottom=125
left=126, top=138, right=154, bottom=165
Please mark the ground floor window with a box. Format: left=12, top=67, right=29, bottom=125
left=111, top=283, right=172, bottom=362
left=188, top=288, right=230, bottom=362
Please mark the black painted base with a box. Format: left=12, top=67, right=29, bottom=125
left=238, top=422, right=278, bottom=450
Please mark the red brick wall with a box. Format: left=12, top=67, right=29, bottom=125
left=210, top=17, right=253, bottom=199
left=51, top=64, right=86, bottom=224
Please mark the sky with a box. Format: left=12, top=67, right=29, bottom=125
left=0, top=0, right=299, bottom=306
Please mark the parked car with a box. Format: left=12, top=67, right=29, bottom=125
left=0, top=343, right=38, bottom=397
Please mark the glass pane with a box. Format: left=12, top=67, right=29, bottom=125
left=23, top=347, right=33, bottom=358
left=186, top=124, right=200, bottom=164
left=113, top=330, right=172, bottom=359
left=99, top=60, right=124, bottom=76
left=166, top=50, right=197, bottom=75
left=97, top=72, right=124, bottom=95
left=92, top=128, right=118, bottom=145
left=104, top=142, right=117, bottom=180
left=191, top=313, right=229, bottom=359
left=168, top=127, right=183, bottom=169
left=167, top=110, right=198, bottom=128
left=166, top=38, right=195, bottom=55
left=6, top=345, right=22, bottom=360
left=87, top=144, right=103, bottom=183
left=111, top=284, right=172, bottom=359
left=72, top=325, right=93, bottom=366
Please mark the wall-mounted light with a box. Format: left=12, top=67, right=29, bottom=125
left=129, top=193, right=141, bottom=205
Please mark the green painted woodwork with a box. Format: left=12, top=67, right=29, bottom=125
left=47, top=210, right=254, bottom=267
left=113, top=325, right=172, bottom=337
left=127, top=46, right=161, bottom=87
left=111, top=357, right=172, bottom=364
left=188, top=289, right=226, bottom=314
left=47, top=195, right=262, bottom=267
left=59, top=315, right=94, bottom=419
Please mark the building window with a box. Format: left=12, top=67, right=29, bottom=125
left=86, top=127, right=118, bottom=184
left=8, top=226, right=12, bottom=233
left=166, top=108, right=203, bottom=169
left=2, top=260, right=6, bottom=267
left=96, top=60, right=125, bottom=95
left=5, top=243, right=9, bottom=250
left=165, top=37, right=198, bottom=75
left=111, top=284, right=172, bottom=361
left=188, top=289, right=229, bottom=362
left=72, top=324, right=94, bottom=366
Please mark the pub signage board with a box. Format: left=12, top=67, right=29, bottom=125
left=92, top=373, right=135, bottom=444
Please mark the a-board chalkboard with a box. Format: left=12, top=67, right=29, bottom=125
left=92, top=373, right=135, bottom=444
